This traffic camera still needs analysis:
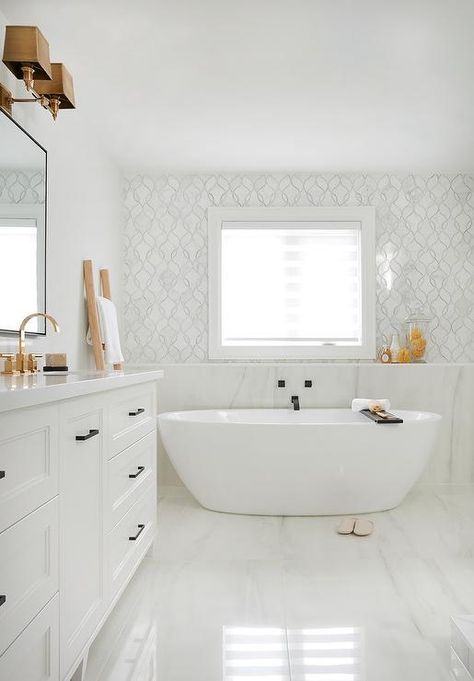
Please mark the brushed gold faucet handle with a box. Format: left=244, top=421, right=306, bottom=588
left=27, top=353, right=43, bottom=373
left=0, top=353, right=18, bottom=375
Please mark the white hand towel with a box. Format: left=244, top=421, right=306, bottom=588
left=87, top=296, right=124, bottom=366
left=351, top=398, right=391, bottom=412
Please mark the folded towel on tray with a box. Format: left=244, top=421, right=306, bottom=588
left=351, top=398, right=391, bottom=412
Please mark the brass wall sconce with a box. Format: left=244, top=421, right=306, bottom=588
left=3, top=26, right=52, bottom=90
left=0, top=25, right=76, bottom=120
left=35, top=63, right=75, bottom=117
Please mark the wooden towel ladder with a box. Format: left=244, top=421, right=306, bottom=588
left=83, top=259, right=123, bottom=371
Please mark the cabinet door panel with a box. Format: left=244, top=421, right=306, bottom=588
left=0, top=404, right=59, bottom=532
left=0, top=498, right=59, bottom=655
left=0, top=595, right=59, bottom=681
left=59, top=396, right=105, bottom=679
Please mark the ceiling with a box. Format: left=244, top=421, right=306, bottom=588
left=1, top=0, right=474, bottom=172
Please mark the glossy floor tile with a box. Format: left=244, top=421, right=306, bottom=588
left=85, top=484, right=474, bottom=681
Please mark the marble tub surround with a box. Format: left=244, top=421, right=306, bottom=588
left=452, top=615, right=474, bottom=680
left=156, top=362, right=474, bottom=487
left=84, top=484, right=474, bottom=681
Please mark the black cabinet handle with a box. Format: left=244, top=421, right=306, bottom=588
left=129, top=524, right=145, bottom=541
left=0, top=471, right=5, bottom=479
left=129, top=408, right=145, bottom=417
left=75, top=429, right=99, bottom=442
left=129, top=466, right=145, bottom=479
left=0, top=595, right=6, bottom=607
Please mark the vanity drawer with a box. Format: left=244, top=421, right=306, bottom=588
left=109, top=384, right=156, bottom=458
left=0, top=594, right=59, bottom=681
left=0, top=497, right=59, bottom=656
left=106, top=431, right=156, bottom=531
left=0, top=404, right=59, bottom=532
left=108, top=486, right=155, bottom=601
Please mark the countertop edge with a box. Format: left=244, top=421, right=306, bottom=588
left=0, top=368, right=164, bottom=413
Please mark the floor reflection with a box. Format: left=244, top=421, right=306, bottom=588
left=223, top=625, right=363, bottom=681
left=84, top=485, right=474, bottom=681
left=84, top=562, right=157, bottom=681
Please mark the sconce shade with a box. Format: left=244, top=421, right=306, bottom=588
left=34, top=63, right=76, bottom=109
left=2, top=26, right=52, bottom=80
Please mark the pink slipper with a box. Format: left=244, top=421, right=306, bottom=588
left=337, top=517, right=357, bottom=535
left=353, top=518, right=374, bottom=536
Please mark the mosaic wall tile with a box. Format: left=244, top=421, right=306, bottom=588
left=123, top=173, right=474, bottom=363
left=0, top=169, right=45, bottom=204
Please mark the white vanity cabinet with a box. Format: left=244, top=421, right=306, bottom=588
left=0, top=369, right=161, bottom=681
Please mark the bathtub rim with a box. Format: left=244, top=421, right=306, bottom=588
left=157, top=407, right=442, bottom=426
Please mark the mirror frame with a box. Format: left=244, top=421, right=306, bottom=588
left=0, top=108, right=47, bottom=336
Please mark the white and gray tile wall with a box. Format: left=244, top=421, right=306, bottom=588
left=123, top=173, right=474, bottom=363
left=0, top=168, right=44, bottom=204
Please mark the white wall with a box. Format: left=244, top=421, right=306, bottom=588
left=0, top=14, right=122, bottom=369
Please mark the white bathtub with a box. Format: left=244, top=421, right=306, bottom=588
left=158, top=408, right=441, bottom=516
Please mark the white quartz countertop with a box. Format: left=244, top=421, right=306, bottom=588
left=0, top=366, right=164, bottom=413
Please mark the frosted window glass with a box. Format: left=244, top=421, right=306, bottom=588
left=221, top=222, right=362, bottom=347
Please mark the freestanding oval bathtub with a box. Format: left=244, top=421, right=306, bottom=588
left=158, top=409, right=441, bottom=516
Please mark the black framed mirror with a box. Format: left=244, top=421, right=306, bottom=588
left=0, top=108, right=47, bottom=334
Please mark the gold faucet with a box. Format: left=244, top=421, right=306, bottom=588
left=0, top=312, right=60, bottom=375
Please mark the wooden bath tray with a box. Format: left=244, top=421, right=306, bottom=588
left=360, top=409, right=403, bottom=424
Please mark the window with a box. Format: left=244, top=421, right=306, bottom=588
left=208, top=207, right=376, bottom=359
left=0, top=204, right=45, bottom=333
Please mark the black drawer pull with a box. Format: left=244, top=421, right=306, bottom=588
left=0, top=471, right=5, bottom=479
left=129, top=524, right=145, bottom=541
left=0, top=595, right=6, bottom=607
left=129, top=408, right=145, bottom=417
left=75, top=429, right=99, bottom=441
left=129, top=466, right=145, bottom=479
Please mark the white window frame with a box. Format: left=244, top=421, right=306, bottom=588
left=208, top=206, right=376, bottom=360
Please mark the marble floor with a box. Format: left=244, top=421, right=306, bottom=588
left=85, top=484, right=474, bottom=681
